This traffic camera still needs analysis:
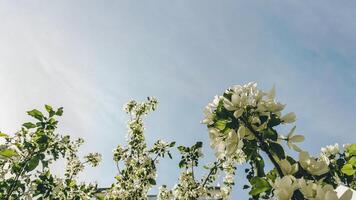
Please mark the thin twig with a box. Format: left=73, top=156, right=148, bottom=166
left=202, top=160, right=223, bottom=187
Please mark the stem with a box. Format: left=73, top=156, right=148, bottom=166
left=202, top=160, right=223, bottom=187
left=191, top=162, right=195, bottom=181
left=115, top=161, right=121, bottom=175
left=153, top=154, right=159, bottom=162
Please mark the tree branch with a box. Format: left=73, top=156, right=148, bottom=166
left=5, top=151, right=34, bottom=200
left=240, top=117, right=304, bottom=200
left=240, top=118, right=284, bottom=177
left=201, top=160, right=223, bottom=187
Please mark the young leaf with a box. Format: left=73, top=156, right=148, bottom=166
left=341, top=164, right=355, bottom=176
left=56, top=107, right=64, bottom=116
left=45, top=104, right=56, bottom=117
left=347, top=144, right=356, bottom=156
left=214, top=119, right=227, bottom=130
left=348, top=157, right=356, bottom=166
left=0, top=132, right=9, bottom=138
left=45, top=104, right=53, bottom=113
left=0, top=149, right=18, bottom=157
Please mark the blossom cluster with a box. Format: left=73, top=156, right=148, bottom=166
left=202, top=82, right=355, bottom=199
left=1, top=84, right=355, bottom=200
left=106, top=97, right=174, bottom=200
left=157, top=142, right=234, bottom=200
left=272, top=175, right=352, bottom=200
left=203, top=82, right=297, bottom=161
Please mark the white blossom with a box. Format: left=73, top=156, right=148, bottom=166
left=299, top=151, right=329, bottom=176
left=157, top=185, right=173, bottom=200
left=297, top=178, right=351, bottom=200
left=281, top=112, right=296, bottom=124
left=202, top=106, right=215, bottom=125
left=321, top=143, right=340, bottom=157
left=272, top=175, right=299, bottom=200
left=278, top=159, right=298, bottom=175
left=84, top=152, right=102, bottom=167
left=285, top=126, right=304, bottom=152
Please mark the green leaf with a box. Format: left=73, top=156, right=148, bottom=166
left=341, top=164, right=355, bottom=176
left=264, top=129, right=278, bottom=141
left=286, top=156, right=297, bottom=164
left=249, top=177, right=271, bottom=196
left=243, top=185, right=250, bottom=189
left=214, top=119, right=227, bottom=130
left=347, top=144, right=356, bottom=156
left=269, top=142, right=285, bottom=159
left=169, top=142, right=176, bottom=147
left=23, top=122, right=36, bottom=129
left=195, top=141, right=203, bottom=148
left=0, top=132, right=9, bottom=138
left=25, top=155, right=40, bottom=172
left=179, top=160, right=186, bottom=168
left=148, top=178, right=156, bottom=185
left=56, top=107, right=64, bottom=116
left=177, top=146, right=185, bottom=152
left=45, top=105, right=56, bottom=117
left=348, top=157, right=356, bottom=166
left=68, top=179, right=76, bottom=187
left=266, top=168, right=278, bottom=182
left=45, top=105, right=53, bottom=113
left=250, top=187, right=266, bottom=196
left=27, top=109, right=44, bottom=121
left=0, top=149, right=18, bottom=157
left=36, top=134, right=49, bottom=144
left=95, top=193, right=105, bottom=200
left=255, top=157, right=265, bottom=177
left=267, top=114, right=281, bottom=127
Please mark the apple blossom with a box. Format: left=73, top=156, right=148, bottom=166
left=321, top=143, right=340, bottom=157
left=272, top=175, right=299, bottom=200
left=1, top=83, right=355, bottom=200
left=281, top=112, right=296, bottom=124
left=284, top=126, right=304, bottom=152
left=299, top=151, right=329, bottom=176
left=278, top=159, right=299, bottom=175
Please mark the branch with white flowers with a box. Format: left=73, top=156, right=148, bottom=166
left=202, top=82, right=355, bottom=200
left=1, top=83, right=355, bottom=200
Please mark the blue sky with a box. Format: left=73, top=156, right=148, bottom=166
left=0, top=1, right=356, bottom=198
